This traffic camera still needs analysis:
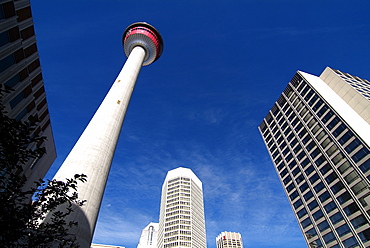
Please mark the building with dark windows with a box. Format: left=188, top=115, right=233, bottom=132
left=259, top=67, right=370, bottom=248
left=137, top=222, right=159, bottom=248
left=0, top=0, right=56, bottom=189
left=216, top=231, right=243, bottom=248
left=158, top=167, right=206, bottom=248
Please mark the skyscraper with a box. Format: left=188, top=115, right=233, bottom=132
left=137, top=222, right=159, bottom=248
left=216, top=231, right=243, bottom=248
left=158, top=167, right=207, bottom=248
left=259, top=67, right=370, bottom=247
left=0, top=0, right=56, bottom=189
left=50, top=22, right=163, bottom=247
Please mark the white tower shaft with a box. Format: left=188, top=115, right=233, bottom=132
left=53, top=46, right=146, bottom=247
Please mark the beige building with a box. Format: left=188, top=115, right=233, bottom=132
left=0, top=0, right=56, bottom=189
left=259, top=67, right=370, bottom=247
left=216, top=231, right=243, bottom=248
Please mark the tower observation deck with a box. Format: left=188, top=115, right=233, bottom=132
left=50, top=22, right=163, bottom=248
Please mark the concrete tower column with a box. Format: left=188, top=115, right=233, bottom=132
left=51, top=22, right=163, bottom=248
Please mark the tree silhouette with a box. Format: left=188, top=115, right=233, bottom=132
left=0, top=87, right=86, bottom=247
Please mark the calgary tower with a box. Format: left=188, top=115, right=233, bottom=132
left=51, top=22, right=163, bottom=247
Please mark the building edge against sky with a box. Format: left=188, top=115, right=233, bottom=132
left=216, top=231, right=243, bottom=248
left=0, top=0, right=56, bottom=189
left=158, top=167, right=207, bottom=248
left=259, top=67, right=370, bottom=247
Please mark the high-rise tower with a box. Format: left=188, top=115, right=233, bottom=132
left=0, top=0, right=56, bottom=190
left=158, top=167, right=207, bottom=248
left=137, top=222, right=159, bottom=248
left=216, top=231, right=243, bottom=248
left=259, top=67, right=370, bottom=247
left=51, top=22, right=163, bottom=248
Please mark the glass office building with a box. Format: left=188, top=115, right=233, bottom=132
left=0, top=0, right=56, bottom=189
left=259, top=67, right=370, bottom=248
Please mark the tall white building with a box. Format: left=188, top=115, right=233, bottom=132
left=259, top=67, right=370, bottom=247
left=216, top=231, right=243, bottom=248
left=158, top=167, right=206, bottom=248
left=137, top=222, right=158, bottom=248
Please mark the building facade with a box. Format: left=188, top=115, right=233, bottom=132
left=137, top=222, right=158, bottom=248
left=158, top=167, right=206, bottom=248
left=0, top=0, right=56, bottom=189
left=259, top=67, right=370, bottom=248
left=90, top=244, right=125, bottom=248
left=216, top=231, right=243, bottom=248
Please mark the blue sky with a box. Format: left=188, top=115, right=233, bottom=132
left=31, top=1, right=370, bottom=248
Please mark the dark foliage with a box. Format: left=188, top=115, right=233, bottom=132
left=0, top=88, right=86, bottom=247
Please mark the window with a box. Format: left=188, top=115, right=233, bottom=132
left=330, top=212, right=344, bottom=224
left=333, top=123, right=346, bottom=137
left=305, top=227, right=317, bottom=239
left=288, top=160, right=297, bottom=169
left=352, top=147, right=370, bottom=163
left=336, top=223, right=351, bottom=237
left=310, top=148, right=321, bottom=159
left=318, top=220, right=330, bottom=232
left=283, top=175, right=292, bottom=185
left=277, top=162, right=285, bottom=171
left=308, top=200, right=318, bottom=211
left=331, top=181, right=344, bottom=194
left=343, top=203, right=359, bottom=217
left=280, top=168, right=288, bottom=178
left=314, top=182, right=325, bottom=193
left=344, top=170, right=359, bottom=185
left=304, top=191, right=313, bottom=201
left=358, top=228, right=370, bottom=243
left=319, top=191, right=331, bottom=203
left=293, top=199, right=303, bottom=209
left=9, top=91, right=24, bottom=108
left=322, top=110, right=334, bottom=123
left=296, top=174, right=305, bottom=184
left=0, top=30, right=9, bottom=47
left=337, top=191, right=352, bottom=204
left=297, top=208, right=308, bottom=218
left=301, top=217, right=312, bottom=229
left=313, top=209, right=324, bottom=221
left=0, top=53, right=15, bottom=73
left=337, top=161, right=351, bottom=174
left=320, top=164, right=331, bottom=175
left=351, top=181, right=367, bottom=195
left=345, top=139, right=361, bottom=154
left=300, top=182, right=309, bottom=193
left=309, top=173, right=320, bottom=184
left=350, top=215, right=367, bottom=229
left=342, top=236, right=359, bottom=248
left=324, top=201, right=337, bottom=214
left=4, top=74, right=20, bottom=88
left=323, top=232, right=336, bottom=244
left=338, top=131, right=353, bottom=145
left=292, top=167, right=300, bottom=176
left=301, top=158, right=310, bottom=168
left=286, top=183, right=295, bottom=192
left=359, top=158, right=370, bottom=173
left=327, top=117, right=340, bottom=130
left=289, top=190, right=299, bottom=200
left=315, top=155, right=326, bottom=167
left=325, top=172, right=338, bottom=184
left=305, top=165, right=315, bottom=176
